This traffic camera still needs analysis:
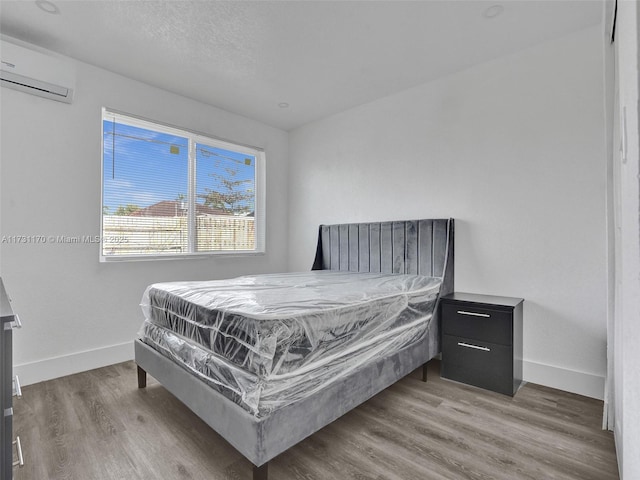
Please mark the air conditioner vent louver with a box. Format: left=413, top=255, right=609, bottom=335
left=1, top=40, right=75, bottom=104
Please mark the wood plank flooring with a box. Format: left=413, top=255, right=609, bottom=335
left=12, top=360, right=618, bottom=480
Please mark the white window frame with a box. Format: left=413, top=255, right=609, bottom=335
left=100, top=108, right=266, bottom=262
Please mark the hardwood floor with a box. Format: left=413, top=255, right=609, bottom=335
left=12, top=360, right=618, bottom=480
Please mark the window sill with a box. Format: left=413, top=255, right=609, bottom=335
left=99, top=250, right=265, bottom=263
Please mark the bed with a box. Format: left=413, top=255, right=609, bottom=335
left=134, top=218, right=454, bottom=479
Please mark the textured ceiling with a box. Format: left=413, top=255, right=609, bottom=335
left=0, top=1, right=602, bottom=131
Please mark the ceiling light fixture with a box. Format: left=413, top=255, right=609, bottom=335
left=278, top=102, right=289, bottom=108
left=483, top=4, right=504, bottom=19
left=35, top=0, right=60, bottom=14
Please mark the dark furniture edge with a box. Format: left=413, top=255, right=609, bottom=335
left=440, top=292, right=523, bottom=309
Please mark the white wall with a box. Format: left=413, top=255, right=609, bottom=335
left=0, top=39, right=289, bottom=385
left=288, top=25, right=607, bottom=399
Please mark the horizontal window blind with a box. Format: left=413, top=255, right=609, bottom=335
left=101, top=109, right=265, bottom=261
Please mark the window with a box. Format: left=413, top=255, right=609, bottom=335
left=101, top=109, right=265, bottom=261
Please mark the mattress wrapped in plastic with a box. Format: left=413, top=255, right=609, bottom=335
left=138, top=271, right=442, bottom=417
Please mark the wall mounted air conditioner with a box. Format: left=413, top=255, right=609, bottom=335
left=1, top=40, right=75, bottom=104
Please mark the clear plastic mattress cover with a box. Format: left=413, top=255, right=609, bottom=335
left=139, top=271, right=442, bottom=417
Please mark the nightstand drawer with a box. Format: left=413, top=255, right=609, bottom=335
left=441, top=303, right=513, bottom=345
left=441, top=335, right=513, bottom=395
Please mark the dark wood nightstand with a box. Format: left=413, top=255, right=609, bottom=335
left=440, top=292, right=523, bottom=396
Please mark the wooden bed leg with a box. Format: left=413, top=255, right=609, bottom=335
left=137, top=365, right=147, bottom=388
left=422, top=363, right=428, bottom=383
left=253, top=462, right=268, bottom=480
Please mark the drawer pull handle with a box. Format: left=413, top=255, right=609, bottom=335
left=458, top=342, right=491, bottom=352
left=13, top=375, right=22, bottom=398
left=13, top=436, right=24, bottom=468
left=457, top=310, right=490, bottom=318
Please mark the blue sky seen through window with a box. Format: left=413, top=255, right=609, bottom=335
left=103, top=121, right=255, bottom=215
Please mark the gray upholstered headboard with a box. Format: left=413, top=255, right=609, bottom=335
left=312, top=218, right=454, bottom=296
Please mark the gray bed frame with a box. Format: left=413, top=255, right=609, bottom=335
left=135, top=218, right=454, bottom=480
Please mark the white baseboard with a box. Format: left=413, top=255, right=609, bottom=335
left=14, top=341, right=134, bottom=386
left=523, top=360, right=605, bottom=400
